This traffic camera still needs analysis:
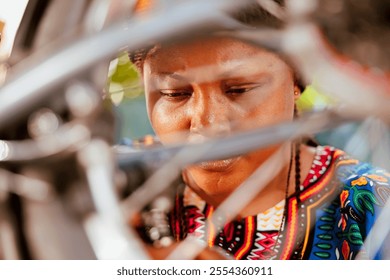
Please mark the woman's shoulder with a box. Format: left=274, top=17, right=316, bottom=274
left=323, top=146, right=390, bottom=220
left=328, top=146, right=390, bottom=190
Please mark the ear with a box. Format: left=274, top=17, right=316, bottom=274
left=293, top=85, right=301, bottom=101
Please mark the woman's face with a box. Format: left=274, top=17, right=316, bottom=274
left=143, top=36, right=298, bottom=205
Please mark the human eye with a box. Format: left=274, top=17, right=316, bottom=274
left=159, top=89, right=192, bottom=100
left=225, top=83, right=261, bottom=96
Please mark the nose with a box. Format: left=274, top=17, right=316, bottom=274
left=189, top=85, right=231, bottom=137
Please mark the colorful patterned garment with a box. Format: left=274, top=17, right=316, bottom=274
left=169, top=146, right=390, bottom=260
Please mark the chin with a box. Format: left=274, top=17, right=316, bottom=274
left=195, top=156, right=241, bottom=173
left=185, top=164, right=246, bottom=202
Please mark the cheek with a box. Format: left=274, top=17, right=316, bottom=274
left=150, top=99, right=189, bottom=143
left=263, top=94, right=293, bottom=122
left=144, top=78, right=188, bottom=143
left=242, top=92, right=294, bottom=131
left=236, top=72, right=295, bottom=129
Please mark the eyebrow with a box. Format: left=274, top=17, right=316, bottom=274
left=152, top=61, right=264, bottom=84
left=218, top=64, right=248, bottom=79
left=154, top=72, right=188, bottom=81
left=155, top=65, right=248, bottom=80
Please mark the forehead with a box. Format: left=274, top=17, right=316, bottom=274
left=143, top=36, right=290, bottom=78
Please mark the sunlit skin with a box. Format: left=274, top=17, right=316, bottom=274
left=142, top=36, right=315, bottom=217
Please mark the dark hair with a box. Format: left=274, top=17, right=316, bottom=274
left=129, top=1, right=286, bottom=72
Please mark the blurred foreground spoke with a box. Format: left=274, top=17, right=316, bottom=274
left=0, top=0, right=389, bottom=260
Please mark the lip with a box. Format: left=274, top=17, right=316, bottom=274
left=197, top=156, right=240, bottom=172
left=187, top=133, right=241, bottom=172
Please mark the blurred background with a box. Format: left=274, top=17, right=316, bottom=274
left=0, top=0, right=389, bottom=260
left=2, top=0, right=388, bottom=147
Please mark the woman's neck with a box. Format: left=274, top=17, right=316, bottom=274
left=183, top=144, right=317, bottom=219
left=237, top=144, right=316, bottom=218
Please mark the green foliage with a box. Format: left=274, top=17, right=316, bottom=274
left=106, top=52, right=153, bottom=140
left=296, top=85, right=334, bottom=112
left=107, top=52, right=144, bottom=105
